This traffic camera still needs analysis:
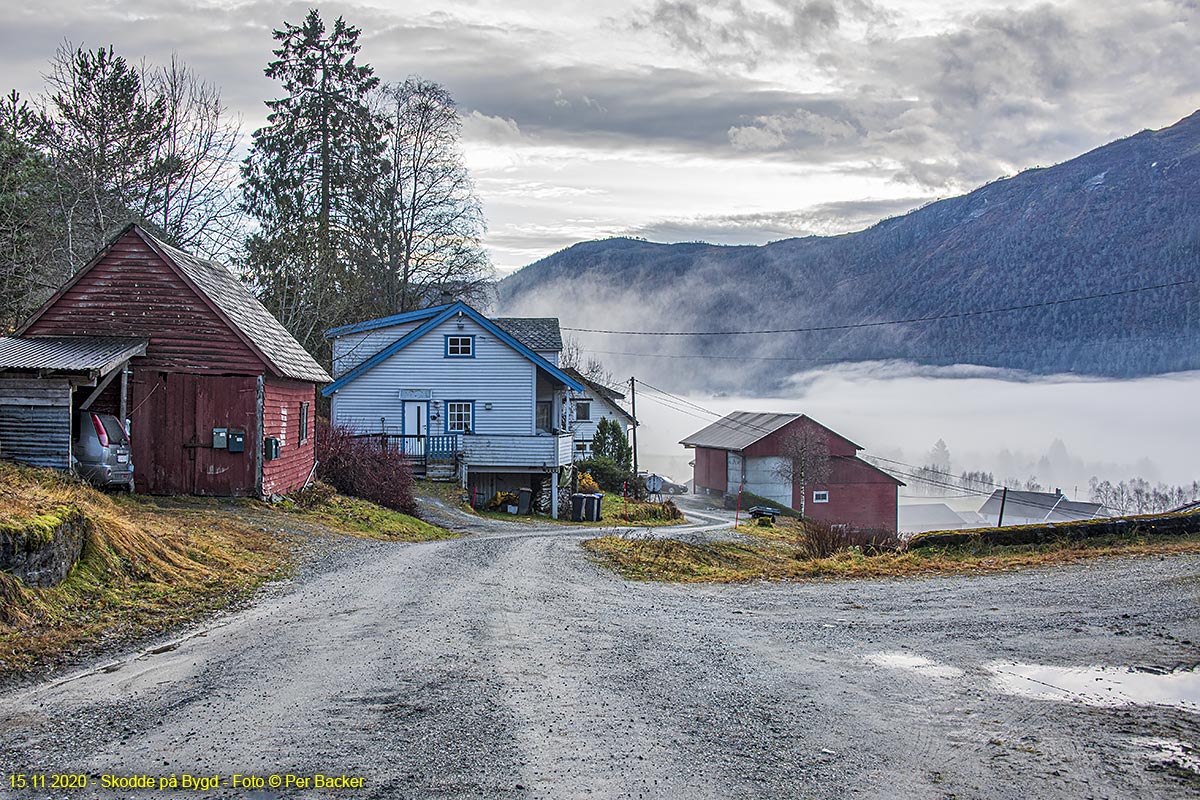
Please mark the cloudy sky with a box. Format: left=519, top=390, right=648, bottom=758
left=4, top=0, right=1199, bottom=272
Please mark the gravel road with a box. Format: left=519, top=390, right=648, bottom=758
left=1, top=494, right=1197, bottom=799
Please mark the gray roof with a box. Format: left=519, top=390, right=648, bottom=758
left=493, top=317, right=563, bottom=352
left=977, top=489, right=1108, bottom=522
left=898, top=503, right=972, bottom=529
left=0, top=336, right=147, bottom=373
left=680, top=411, right=801, bottom=451
left=142, top=230, right=332, bottom=384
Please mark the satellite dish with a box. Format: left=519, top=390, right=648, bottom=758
left=645, top=474, right=664, bottom=493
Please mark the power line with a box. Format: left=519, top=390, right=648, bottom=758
left=562, top=278, right=1196, bottom=336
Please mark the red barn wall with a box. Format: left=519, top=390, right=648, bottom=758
left=743, top=417, right=858, bottom=459
left=262, top=379, right=316, bottom=496
left=794, top=457, right=899, bottom=531
left=24, top=230, right=266, bottom=375
left=129, top=372, right=259, bottom=496
left=693, top=447, right=728, bottom=493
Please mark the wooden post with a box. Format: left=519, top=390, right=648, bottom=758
left=735, top=484, right=743, bottom=528
left=629, top=377, right=639, bottom=480
left=119, top=366, right=128, bottom=424
left=997, top=487, right=1008, bottom=526
left=551, top=470, right=559, bottom=520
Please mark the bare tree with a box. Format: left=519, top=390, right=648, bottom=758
left=360, top=78, right=492, bottom=314
left=560, top=334, right=616, bottom=386
left=773, top=425, right=832, bottom=516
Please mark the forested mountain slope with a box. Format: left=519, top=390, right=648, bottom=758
left=498, top=112, right=1200, bottom=390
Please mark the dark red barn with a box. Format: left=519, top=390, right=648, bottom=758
left=681, top=411, right=904, bottom=531
left=17, top=224, right=331, bottom=497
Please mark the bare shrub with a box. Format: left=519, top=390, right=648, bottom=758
left=795, top=518, right=850, bottom=559
left=315, top=421, right=417, bottom=515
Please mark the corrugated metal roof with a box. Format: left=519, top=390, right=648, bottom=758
left=679, top=411, right=801, bottom=451
left=0, top=336, right=147, bottom=371
left=493, top=318, right=563, bottom=351
left=141, top=232, right=333, bottom=384
left=977, top=489, right=1109, bottom=522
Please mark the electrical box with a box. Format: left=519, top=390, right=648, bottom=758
left=227, top=429, right=246, bottom=454
left=263, top=437, right=281, bottom=460
left=212, top=427, right=228, bottom=449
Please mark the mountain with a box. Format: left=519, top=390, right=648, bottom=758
left=496, top=112, right=1200, bottom=391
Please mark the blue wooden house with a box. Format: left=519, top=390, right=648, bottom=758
left=322, top=301, right=584, bottom=514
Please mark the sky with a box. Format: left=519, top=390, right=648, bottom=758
left=3, top=0, right=1198, bottom=272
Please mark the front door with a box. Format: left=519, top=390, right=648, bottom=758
left=403, top=400, right=428, bottom=458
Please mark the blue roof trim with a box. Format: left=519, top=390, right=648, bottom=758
left=324, top=305, right=450, bottom=338
left=322, top=302, right=585, bottom=396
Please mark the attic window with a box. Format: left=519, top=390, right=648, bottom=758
left=445, top=335, right=474, bottom=358
left=576, top=401, right=591, bottom=422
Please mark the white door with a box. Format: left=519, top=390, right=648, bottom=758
left=403, top=401, right=427, bottom=457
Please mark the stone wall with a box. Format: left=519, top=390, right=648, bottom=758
left=0, top=507, right=87, bottom=587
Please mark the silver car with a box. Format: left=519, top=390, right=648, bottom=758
left=74, top=412, right=134, bottom=490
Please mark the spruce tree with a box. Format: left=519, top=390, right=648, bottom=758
left=241, top=9, right=381, bottom=353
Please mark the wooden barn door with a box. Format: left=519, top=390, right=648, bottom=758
left=190, top=376, right=257, bottom=496
left=129, top=371, right=195, bottom=495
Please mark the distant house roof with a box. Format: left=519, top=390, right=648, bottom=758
left=322, top=301, right=584, bottom=397
left=898, top=503, right=972, bottom=531
left=679, top=411, right=863, bottom=453
left=563, top=367, right=634, bottom=424
left=140, top=232, right=332, bottom=384
left=1169, top=500, right=1200, bottom=514
left=0, top=336, right=147, bottom=373
left=977, top=489, right=1108, bottom=522
left=492, top=318, right=563, bottom=351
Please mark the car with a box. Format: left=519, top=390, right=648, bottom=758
left=661, top=478, right=689, bottom=495
left=74, top=411, right=134, bottom=490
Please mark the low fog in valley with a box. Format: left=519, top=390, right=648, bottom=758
left=628, top=364, right=1200, bottom=506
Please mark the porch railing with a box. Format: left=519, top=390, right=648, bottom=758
left=349, top=433, right=461, bottom=467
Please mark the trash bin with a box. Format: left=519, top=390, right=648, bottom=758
left=583, top=493, right=603, bottom=522
left=570, top=493, right=587, bottom=522
left=518, top=487, right=533, bottom=515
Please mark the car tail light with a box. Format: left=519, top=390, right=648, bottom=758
left=90, top=413, right=109, bottom=447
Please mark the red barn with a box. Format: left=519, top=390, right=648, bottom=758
left=681, top=411, right=904, bottom=531
left=17, top=224, right=331, bottom=497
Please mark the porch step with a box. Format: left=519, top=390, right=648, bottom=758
left=426, top=464, right=458, bottom=482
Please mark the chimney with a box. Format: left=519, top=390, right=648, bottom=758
left=1055, top=487, right=1062, bottom=497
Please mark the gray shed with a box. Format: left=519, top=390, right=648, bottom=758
left=0, top=336, right=147, bottom=470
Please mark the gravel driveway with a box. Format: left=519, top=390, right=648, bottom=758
left=1, top=495, right=1197, bottom=799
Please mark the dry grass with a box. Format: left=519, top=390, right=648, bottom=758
left=0, top=463, right=289, bottom=674
left=583, top=521, right=1200, bottom=583
left=279, top=493, right=458, bottom=542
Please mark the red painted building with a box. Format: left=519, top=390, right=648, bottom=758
left=17, top=224, right=331, bottom=497
left=681, top=411, right=904, bottom=531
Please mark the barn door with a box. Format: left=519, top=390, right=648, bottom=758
left=191, top=376, right=258, bottom=496
left=128, top=371, right=195, bottom=494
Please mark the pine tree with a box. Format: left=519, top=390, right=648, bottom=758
left=241, top=9, right=381, bottom=353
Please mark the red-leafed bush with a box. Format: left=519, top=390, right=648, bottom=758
left=315, top=421, right=417, bottom=515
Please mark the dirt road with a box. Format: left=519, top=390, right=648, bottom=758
left=1, top=496, right=1197, bottom=799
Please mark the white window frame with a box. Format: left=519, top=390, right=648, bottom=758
left=445, top=335, right=474, bottom=358
left=445, top=401, right=473, bottom=433
left=576, top=401, right=592, bottom=422
left=812, top=490, right=829, bottom=503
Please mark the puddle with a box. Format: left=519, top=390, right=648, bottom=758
left=1131, top=737, right=1200, bottom=776
left=866, top=651, right=964, bottom=679
left=989, top=662, right=1200, bottom=711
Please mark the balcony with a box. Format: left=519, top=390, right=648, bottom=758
left=462, top=432, right=574, bottom=469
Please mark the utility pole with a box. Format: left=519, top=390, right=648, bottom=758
left=629, top=376, right=639, bottom=480
left=997, top=486, right=1008, bottom=527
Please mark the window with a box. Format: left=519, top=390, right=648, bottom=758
left=446, top=401, right=473, bottom=433
left=813, top=490, right=829, bottom=503
left=280, top=406, right=288, bottom=447
left=444, top=335, right=474, bottom=358
left=576, top=401, right=591, bottom=422
left=299, top=402, right=310, bottom=443
left=536, top=401, right=552, bottom=432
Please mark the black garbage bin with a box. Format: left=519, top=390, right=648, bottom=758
left=583, top=493, right=603, bottom=522
left=518, top=487, right=532, bottom=515
left=570, top=493, right=586, bottom=522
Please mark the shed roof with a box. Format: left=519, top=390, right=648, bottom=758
left=138, top=231, right=331, bottom=384
left=0, top=336, right=147, bottom=373
left=563, top=367, right=634, bottom=424
left=679, top=411, right=802, bottom=451
left=977, top=489, right=1108, bottom=522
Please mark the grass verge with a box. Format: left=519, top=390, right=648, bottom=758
left=278, top=493, right=458, bottom=541
left=476, top=498, right=687, bottom=528
left=583, top=524, right=1200, bottom=583
left=0, top=463, right=289, bottom=675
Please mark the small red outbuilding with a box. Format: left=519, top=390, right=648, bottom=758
left=682, top=411, right=904, bottom=531
left=16, top=224, right=331, bottom=497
